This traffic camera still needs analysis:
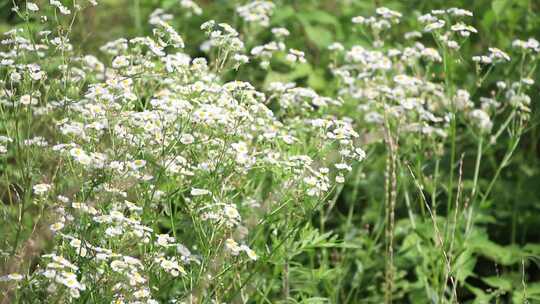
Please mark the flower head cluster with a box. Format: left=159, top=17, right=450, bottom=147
left=1, top=3, right=367, bottom=302
left=237, top=1, right=275, bottom=27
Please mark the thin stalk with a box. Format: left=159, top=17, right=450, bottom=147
left=471, top=136, right=484, bottom=200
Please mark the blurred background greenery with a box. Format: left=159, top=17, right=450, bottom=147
left=1, top=0, right=540, bottom=302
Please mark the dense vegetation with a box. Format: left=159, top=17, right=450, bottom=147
left=1, top=1, right=539, bottom=303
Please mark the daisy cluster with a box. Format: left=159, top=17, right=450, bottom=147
left=0, top=1, right=364, bottom=302
left=0, top=1, right=538, bottom=303
left=332, top=7, right=536, bottom=152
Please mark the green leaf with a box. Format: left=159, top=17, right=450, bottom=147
left=465, top=283, right=494, bottom=303
left=483, top=276, right=513, bottom=291
left=470, top=237, right=523, bottom=266
left=263, top=62, right=314, bottom=88
left=492, top=0, right=509, bottom=19
left=296, top=13, right=336, bottom=49
left=455, top=249, right=477, bottom=283
left=512, top=283, right=540, bottom=303
left=400, top=232, right=421, bottom=253
left=271, top=5, right=296, bottom=24
left=297, top=10, right=340, bottom=27
left=307, top=69, right=327, bottom=91
left=161, top=0, right=179, bottom=9
left=303, top=25, right=334, bottom=49
left=524, top=243, right=540, bottom=255
left=300, top=297, right=331, bottom=304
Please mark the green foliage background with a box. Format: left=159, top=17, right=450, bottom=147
left=1, top=0, right=539, bottom=302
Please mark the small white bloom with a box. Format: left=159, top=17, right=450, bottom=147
left=50, top=222, right=64, bottom=232
left=33, top=183, right=52, bottom=195
left=225, top=238, right=241, bottom=255
left=355, top=148, right=367, bottom=161
left=241, top=245, right=258, bottom=261
left=70, top=148, right=92, bottom=166
left=129, top=159, right=146, bottom=170
left=190, top=188, right=210, bottom=196
left=223, top=204, right=240, bottom=219
left=180, top=134, right=195, bottom=144
left=0, top=273, right=24, bottom=282
left=20, top=95, right=38, bottom=106
left=470, top=109, right=493, bottom=133
left=271, top=27, right=290, bottom=38
left=27, top=2, right=39, bottom=11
